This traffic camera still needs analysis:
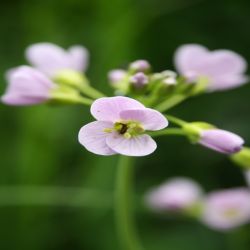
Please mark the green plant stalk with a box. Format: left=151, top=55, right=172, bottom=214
left=79, top=84, right=106, bottom=99
left=149, top=128, right=186, bottom=137
left=115, top=156, right=144, bottom=250
left=166, top=115, right=187, bottom=127
left=155, top=94, right=187, bottom=112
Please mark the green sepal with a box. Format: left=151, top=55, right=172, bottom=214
left=230, top=147, right=250, bottom=169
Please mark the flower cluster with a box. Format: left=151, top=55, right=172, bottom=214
left=1, top=42, right=249, bottom=233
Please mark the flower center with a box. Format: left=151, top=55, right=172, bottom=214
left=104, top=121, right=145, bottom=139
left=223, top=208, right=239, bottom=219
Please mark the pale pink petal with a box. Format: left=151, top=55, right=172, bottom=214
left=78, top=121, right=116, bottom=156
left=119, top=108, right=168, bottom=130
left=68, top=45, right=89, bottom=72
left=25, top=43, right=68, bottom=77
left=106, top=133, right=156, bottom=156
left=174, top=44, right=209, bottom=74
left=91, top=96, right=145, bottom=122
left=1, top=66, right=55, bottom=105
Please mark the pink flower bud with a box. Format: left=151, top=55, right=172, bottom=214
left=129, top=60, right=150, bottom=72
left=130, top=72, right=148, bottom=88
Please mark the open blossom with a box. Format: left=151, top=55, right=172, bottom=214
left=25, top=42, right=89, bottom=77
left=1, top=66, right=56, bottom=105
left=145, top=178, right=203, bottom=211
left=199, top=129, right=244, bottom=154
left=174, top=44, right=248, bottom=91
left=78, top=96, right=168, bottom=156
left=201, top=188, right=250, bottom=231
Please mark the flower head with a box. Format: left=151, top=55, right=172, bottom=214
left=201, top=188, right=250, bottom=231
left=1, top=66, right=56, bottom=105
left=25, top=42, right=89, bottom=77
left=78, top=96, right=168, bottom=156
left=145, top=177, right=203, bottom=212
left=199, top=129, right=244, bottom=154
left=174, top=44, right=248, bottom=91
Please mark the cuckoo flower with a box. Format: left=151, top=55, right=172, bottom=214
left=1, top=66, right=56, bottom=105
left=25, top=42, right=89, bottom=77
left=199, top=129, right=244, bottom=154
left=201, top=188, right=250, bottom=231
left=145, top=178, right=203, bottom=212
left=78, top=96, right=168, bottom=156
left=174, top=44, right=248, bottom=91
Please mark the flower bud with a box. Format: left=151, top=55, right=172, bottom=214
left=145, top=177, right=203, bottom=212
left=129, top=60, right=150, bottom=73
left=108, top=69, right=126, bottom=85
left=199, top=129, right=244, bottom=154
left=130, top=72, right=148, bottom=88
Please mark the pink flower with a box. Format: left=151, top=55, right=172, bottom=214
left=1, top=66, right=56, bottom=105
left=145, top=178, right=203, bottom=211
left=129, top=60, right=150, bottom=72
left=201, top=188, right=250, bottom=231
left=174, top=44, right=248, bottom=91
left=78, top=96, right=168, bottom=156
left=25, top=42, right=89, bottom=77
left=199, top=129, right=244, bottom=154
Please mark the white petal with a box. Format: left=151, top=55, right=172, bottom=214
left=106, top=133, right=157, bottom=156
left=91, top=96, right=145, bottom=122
left=78, top=121, right=116, bottom=156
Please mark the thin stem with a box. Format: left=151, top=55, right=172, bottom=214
left=115, top=156, right=144, bottom=250
left=166, top=115, right=187, bottom=127
left=149, top=128, right=186, bottom=137
left=79, top=85, right=106, bottom=99
left=0, top=186, right=112, bottom=208
left=155, top=94, right=187, bottom=112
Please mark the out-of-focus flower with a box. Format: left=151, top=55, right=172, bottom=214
left=25, top=42, right=89, bottom=77
left=145, top=177, right=203, bottom=212
left=199, top=129, right=244, bottom=154
left=78, top=96, right=168, bottom=156
left=129, top=60, right=150, bottom=73
left=174, top=44, right=248, bottom=91
left=108, top=69, right=127, bottom=85
left=201, top=188, right=250, bottom=231
left=1, top=66, right=56, bottom=105
left=130, top=72, right=149, bottom=88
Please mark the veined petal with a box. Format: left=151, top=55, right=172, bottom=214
left=119, top=108, right=168, bottom=131
left=91, top=96, right=145, bottom=122
left=106, top=133, right=156, bottom=156
left=78, top=121, right=116, bottom=156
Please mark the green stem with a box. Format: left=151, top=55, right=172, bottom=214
left=149, top=128, right=186, bottom=137
left=79, top=84, right=106, bottom=99
left=155, top=94, right=187, bottom=112
left=166, top=115, right=187, bottom=127
left=115, top=156, right=144, bottom=250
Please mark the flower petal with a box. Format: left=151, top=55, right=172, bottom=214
left=25, top=43, right=68, bottom=77
left=91, top=96, right=145, bottom=122
left=1, top=66, right=55, bottom=105
left=106, top=133, right=156, bottom=156
left=174, top=44, right=209, bottom=74
left=68, top=45, right=89, bottom=72
left=78, top=121, right=116, bottom=156
left=119, top=108, right=168, bottom=130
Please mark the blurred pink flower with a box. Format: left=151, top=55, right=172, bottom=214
left=78, top=96, right=168, bottom=156
left=1, top=66, right=56, bottom=105
left=25, top=42, right=89, bottom=77
left=145, top=177, right=203, bottom=211
left=129, top=60, right=150, bottom=72
left=174, top=44, right=248, bottom=91
left=199, top=129, right=244, bottom=154
left=201, top=188, right=250, bottom=231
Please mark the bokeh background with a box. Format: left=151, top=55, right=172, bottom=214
left=0, top=0, right=250, bottom=249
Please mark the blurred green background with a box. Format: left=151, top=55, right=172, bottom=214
left=0, top=0, right=250, bottom=249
